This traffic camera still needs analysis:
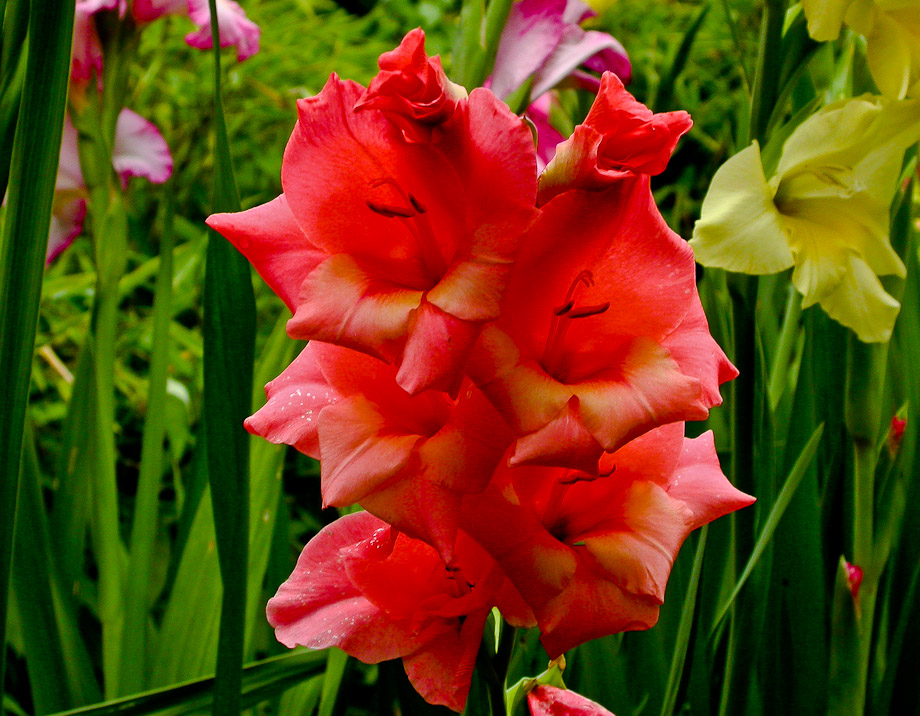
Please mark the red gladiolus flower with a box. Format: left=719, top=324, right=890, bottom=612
left=268, top=511, right=533, bottom=712
left=467, top=176, right=734, bottom=473
left=538, top=73, right=692, bottom=205
left=245, top=341, right=513, bottom=558
left=460, top=423, right=754, bottom=657
left=208, top=30, right=539, bottom=396
left=528, top=684, right=617, bottom=715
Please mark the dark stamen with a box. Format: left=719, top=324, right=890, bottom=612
left=366, top=200, right=415, bottom=218
left=553, top=300, right=575, bottom=316
left=409, top=194, right=427, bottom=214
left=559, top=471, right=604, bottom=485
left=568, top=302, right=611, bottom=319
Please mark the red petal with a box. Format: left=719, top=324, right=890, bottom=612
left=528, top=685, right=617, bottom=716
left=662, top=287, right=738, bottom=407
left=397, top=298, right=483, bottom=395
left=537, top=561, right=659, bottom=658
left=318, top=394, right=421, bottom=507
left=206, top=194, right=322, bottom=313
left=244, top=344, right=337, bottom=457
left=510, top=396, right=604, bottom=472
left=267, top=513, right=419, bottom=662
left=667, top=431, right=755, bottom=529
left=575, top=337, right=707, bottom=453
left=288, top=253, right=421, bottom=362
left=460, top=481, right=578, bottom=611
left=403, top=610, right=489, bottom=712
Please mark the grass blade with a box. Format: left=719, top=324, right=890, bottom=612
left=317, top=650, right=349, bottom=716
left=710, top=423, right=824, bottom=635
left=0, top=0, right=75, bottom=702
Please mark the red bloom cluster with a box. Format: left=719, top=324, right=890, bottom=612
left=208, top=29, right=753, bottom=712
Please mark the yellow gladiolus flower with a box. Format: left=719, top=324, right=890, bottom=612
left=690, top=95, right=920, bottom=343
left=802, top=0, right=920, bottom=98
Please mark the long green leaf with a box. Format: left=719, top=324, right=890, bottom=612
left=49, top=651, right=328, bottom=716
left=12, top=424, right=74, bottom=714
left=203, top=3, right=256, bottom=713
left=710, top=424, right=824, bottom=635
left=0, top=0, right=75, bottom=704
left=120, top=205, right=176, bottom=695
left=658, top=527, right=708, bottom=716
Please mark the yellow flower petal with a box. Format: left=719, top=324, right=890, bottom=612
left=802, top=0, right=855, bottom=40
left=690, top=143, right=794, bottom=274
left=866, top=9, right=913, bottom=98
left=819, top=255, right=901, bottom=342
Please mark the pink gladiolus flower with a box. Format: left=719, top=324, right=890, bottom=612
left=208, top=30, right=539, bottom=396
left=491, top=0, right=631, bottom=101
left=244, top=341, right=513, bottom=558
left=528, top=684, right=616, bottom=715
left=184, top=0, right=260, bottom=62
left=539, top=73, right=692, bottom=204
left=47, top=109, right=172, bottom=261
left=460, top=424, right=754, bottom=657
left=112, top=108, right=174, bottom=185
left=133, top=0, right=260, bottom=61
left=267, top=511, right=533, bottom=713
left=71, top=2, right=104, bottom=84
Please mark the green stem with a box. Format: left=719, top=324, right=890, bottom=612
left=844, top=335, right=888, bottom=712
left=748, top=0, right=786, bottom=145
left=89, top=199, right=128, bottom=699
left=475, top=640, right=505, bottom=715
left=768, top=286, right=802, bottom=409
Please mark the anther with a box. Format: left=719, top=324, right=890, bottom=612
left=568, top=302, right=610, bottom=319
left=559, top=471, right=604, bottom=485
left=554, top=300, right=575, bottom=316
left=366, top=200, right=415, bottom=218
left=409, top=194, right=427, bottom=214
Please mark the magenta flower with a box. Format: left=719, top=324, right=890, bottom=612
left=48, top=109, right=172, bottom=261
left=133, top=0, right=260, bottom=61
left=490, top=0, right=631, bottom=101
left=71, top=1, right=104, bottom=84
left=184, top=0, right=260, bottom=61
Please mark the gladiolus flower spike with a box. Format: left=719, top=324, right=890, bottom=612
left=210, top=29, right=753, bottom=713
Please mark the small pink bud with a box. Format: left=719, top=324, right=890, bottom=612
left=844, top=561, right=864, bottom=601
left=889, top=416, right=907, bottom=456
